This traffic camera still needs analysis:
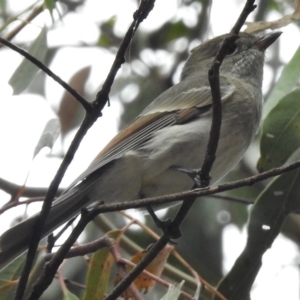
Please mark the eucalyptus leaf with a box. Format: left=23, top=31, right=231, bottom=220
left=160, top=281, right=184, bottom=300
left=44, top=0, right=55, bottom=11
left=258, top=88, right=300, bottom=172
left=33, top=118, right=60, bottom=158
left=217, top=168, right=300, bottom=300
left=9, top=26, right=48, bottom=95
left=63, top=289, right=80, bottom=300
left=263, top=45, right=300, bottom=118
left=83, top=230, right=123, bottom=300
left=0, top=254, right=26, bottom=299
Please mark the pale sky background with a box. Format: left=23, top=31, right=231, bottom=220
left=0, top=1, right=300, bottom=299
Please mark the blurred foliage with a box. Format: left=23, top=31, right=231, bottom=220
left=1, top=0, right=300, bottom=299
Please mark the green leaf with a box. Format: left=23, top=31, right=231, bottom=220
left=160, top=281, right=184, bottom=300
left=9, top=26, right=48, bottom=95
left=44, top=0, right=55, bottom=11
left=33, top=118, right=60, bottom=158
left=44, top=0, right=55, bottom=21
left=217, top=168, right=300, bottom=299
left=0, top=254, right=26, bottom=299
left=63, top=289, right=80, bottom=300
left=257, top=88, right=300, bottom=172
left=83, top=230, right=123, bottom=300
left=164, top=21, right=189, bottom=43
left=83, top=248, right=113, bottom=300
left=263, top=45, right=300, bottom=118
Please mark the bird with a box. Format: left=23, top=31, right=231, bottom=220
left=0, top=31, right=281, bottom=269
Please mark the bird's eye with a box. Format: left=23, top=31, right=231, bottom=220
left=226, top=43, right=237, bottom=55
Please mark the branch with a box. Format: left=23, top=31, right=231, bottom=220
left=0, top=37, right=91, bottom=111
left=0, top=3, right=44, bottom=45
left=202, top=0, right=256, bottom=178
left=106, top=1, right=257, bottom=298
left=168, top=0, right=257, bottom=239
left=0, top=177, right=64, bottom=198
left=87, top=159, right=300, bottom=214
left=24, top=1, right=156, bottom=299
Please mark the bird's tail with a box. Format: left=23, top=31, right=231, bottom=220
left=0, top=181, right=95, bottom=270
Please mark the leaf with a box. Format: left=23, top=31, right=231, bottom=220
left=83, top=230, right=123, bottom=300
left=115, top=244, right=173, bottom=299
left=63, top=289, right=80, bottom=300
left=44, top=0, right=56, bottom=24
left=217, top=168, right=300, bottom=299
left=98, top=16, right=117, bottom=47
left=160, top=281, right=184, bottom=300
left=257, top=89, right=300, bottom=172
left=263, top=45, right=300, bottom=118
left=33, top=118, right=60, bottom=158
left=0, top=254, right=26, bottom=299
left=9, top=26, right=48, bottom=95
left=44, top=0, right=55, bottom=12
left=58, top=66, right=91, bottom=137
left=83, top=248, right=113, bottom=300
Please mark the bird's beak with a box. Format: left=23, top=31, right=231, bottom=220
left=253, top=31, right=282, bottom=51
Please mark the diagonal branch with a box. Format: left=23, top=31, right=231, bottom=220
left=106, top=1, right=257, bottom=299
left=169, top=0, right=257, bottom=236
left=23, top=2, right=156, bottom=300
left=0, top=37, right=91, bottom=111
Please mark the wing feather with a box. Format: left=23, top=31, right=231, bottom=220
left=65, top=77, right=235, bottom=191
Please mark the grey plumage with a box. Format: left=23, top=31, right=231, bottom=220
left=0, top=32, right=281, bottom=269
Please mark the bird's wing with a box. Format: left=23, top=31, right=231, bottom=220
left=65, top=77, right=234, bottom=191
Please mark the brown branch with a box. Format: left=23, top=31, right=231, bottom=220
left=45, top=236, right=115, bottom=260
left=91, top=159, right=300, bottom=214
left=0, top=197, right=44, bottom=214
left=0, top=4, right=44, bottom=46
left=0, top=177, right=64, bottom=198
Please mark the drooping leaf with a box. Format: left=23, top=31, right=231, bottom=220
left=83, top=247, right=113, bottom=300
left=217, top=168, right=300, bottom=299
left=263, top=45, right=300, bottom=118
left=0, top=254, right=26, bottom=299
left=115, top=244, right=173, bottom=299
left=98, top=16, right=117, bottom=47
left=62, top=289, right=80, bottom=300
left=58, top=66, right=91, bottom=137
left=33, top=118, right=60, bottom=158
left=164, top=21, right=189, bottom=43
left=44, top=0, right=55, bottom=12
left=257, top=88, right=300, bottom=172
left=160, top=281, right=184, bottom=300
left=9, top=26, right=48, bottom=95
left=83, top=230, right=123, bottom=300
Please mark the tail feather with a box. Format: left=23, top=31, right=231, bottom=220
left=0, top=181, right=95, bottom=270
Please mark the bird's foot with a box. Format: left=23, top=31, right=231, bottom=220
left=172, top=166, right=211, bottom=188
left=146, top=206, right=182, bottom=240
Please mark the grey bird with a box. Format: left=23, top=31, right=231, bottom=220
left=0, top=31, right=281, bottom=269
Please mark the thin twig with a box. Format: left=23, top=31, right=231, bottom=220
left=0, top=37, right=91, bottom=111
left=0, top=3, right=44, bottom=45
left=0, top=177, right=64, bottom=198
left=90, top=159, right=300, bottom=214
